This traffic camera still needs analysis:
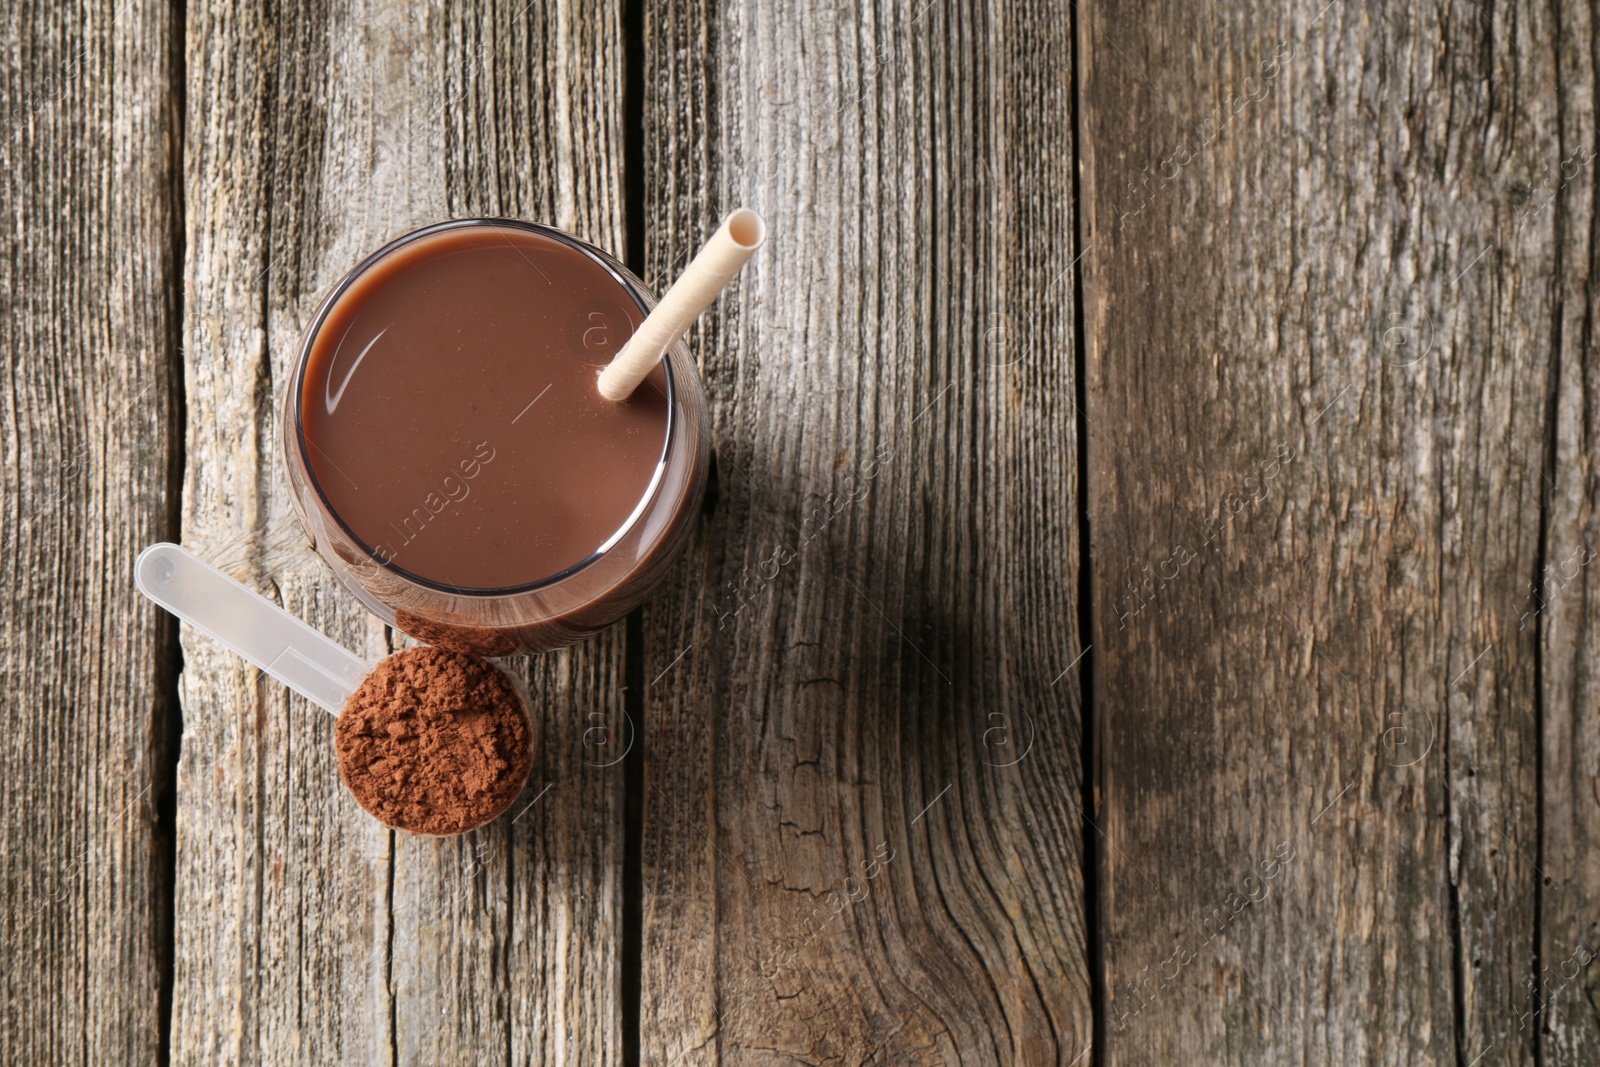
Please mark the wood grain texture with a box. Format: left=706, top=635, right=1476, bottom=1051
left=1540, top=1, right=1600, bottom=1062
left=637, top=0, right=1092, bottom=1063
left=0, top=0, right=181, bottom=1063
left=14, top=1, right=1594, bottom=1062
left=175, top=1, right=628, bottom=1062
left=412, top=9, right=632, bottom=1062
left=1079, top=0, right=1581, bottom=1062
left=174, top=0, right=396, bottom=1060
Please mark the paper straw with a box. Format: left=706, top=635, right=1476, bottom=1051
left=598, top=209, right=766, bottom=402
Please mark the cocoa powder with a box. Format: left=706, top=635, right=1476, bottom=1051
left=335, top=646, right=532, bottom=835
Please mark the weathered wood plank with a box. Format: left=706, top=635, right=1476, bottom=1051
left=16, top=2, right=1590, bottom=1062
left=1540, top=0, right=1600, bottom=1061
left=0, top=0, right=181, bottom=1062
left=176, top=1, right=627, bottom=1062
left=407, top=4, right=630, bottom=1064
left=1080, top=0, right=1570, bottom=1061
left=174, top=0, right=397, bottom=1061
left=639, top=0, right=1092, bottom=1062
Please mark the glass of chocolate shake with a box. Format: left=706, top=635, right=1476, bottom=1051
left=283, top=219, right=709, bottom=655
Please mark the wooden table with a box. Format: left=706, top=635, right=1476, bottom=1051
left=5, top=1, right=1596, bottom=1063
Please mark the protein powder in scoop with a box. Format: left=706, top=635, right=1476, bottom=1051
left=334, top=646, right=533, bottom=835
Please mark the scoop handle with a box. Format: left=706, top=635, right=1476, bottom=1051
left=135, top=542, right=373, bottom=715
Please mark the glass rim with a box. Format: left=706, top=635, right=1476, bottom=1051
left=291, top=217, right=678, bottom=598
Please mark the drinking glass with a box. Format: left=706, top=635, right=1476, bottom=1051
left=283, top=219, right=708, bottom=655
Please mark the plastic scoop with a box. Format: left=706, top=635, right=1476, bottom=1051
left=136, top=542, right=534, bottom=835
left=135, top=542, right=371, bottom=715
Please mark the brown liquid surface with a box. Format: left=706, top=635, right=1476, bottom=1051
left=299, top=224, right=669, bottom=590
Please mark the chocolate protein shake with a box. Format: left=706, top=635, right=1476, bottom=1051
left=285, top=220, right=708, bottom=654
